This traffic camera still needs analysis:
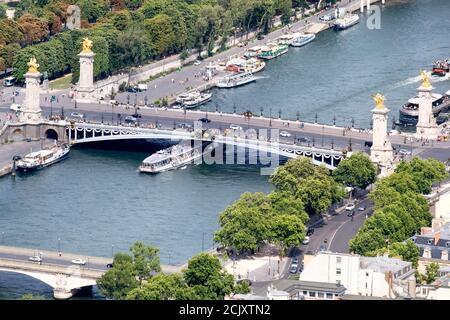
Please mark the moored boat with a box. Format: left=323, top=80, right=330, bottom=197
left=216, top=72, right=257, bottom=88
left=182, top=92, right=212, bottom=109
left=139, top=141, right=203, bottom=174
left=257, top=43, right=288, bottom=60
left=291, top=33, right=316, bottom=47
left=16, top=143, right=70, bottom=172
left=244, top=46, right=262, bottom=59
left=398, top=92, right=450, bottom=126
left=334, top=14, right=359, bottom=30
left=226, top=57, right=265, bottom=74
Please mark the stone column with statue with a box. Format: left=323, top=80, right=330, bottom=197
left=75, top=37, right=96, bottom=103
left=415, top=70, right=439, bottom=139
left=19, top=57, right=43, bottom=123
left=370, top=93, right=394, bottom=177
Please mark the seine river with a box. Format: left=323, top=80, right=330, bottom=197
left=1, top=0, right=449, bottom=299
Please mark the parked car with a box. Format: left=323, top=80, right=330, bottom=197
left=70, top=112, right=84, bottom=120
left=345, top=203, right=355, bottom=211
left=347, top=211, right=355, bottom=217
left=198, top=117, right=211, bottom=123
left=306, top=228, right=315, bottom=236
left=178, top=123, right=193, bottom=129
left=358, top=206, right=366, bottom=211
left=71, top=258, right=87, bottom=265
left=230, top=124, right=243, bottom=131
left=10, top=103, right=22, bottom=112
left=124, top=115, right=138, bottom=124
left=289, top=265, right=298, bottom=274
left=319, top=15, right=332, bottom=21
left=194, top=60, right=202, bottom=66
left=280, top=131, right=291, bottom=137
left=29, top=255, right=42, bottom=263
left=302, top=236, right=310, bottom=245
left=297, top=136, right=312, bottom=143
left=399, top=149, right=411, bottom=156
left=292, top=257, right=299, bottom=264
left=257, top=34, right=265, bottom=40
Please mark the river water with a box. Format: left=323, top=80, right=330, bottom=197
left=1, top=0, right=449, bottom=299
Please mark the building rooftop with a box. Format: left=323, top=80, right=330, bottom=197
left=360, top=256, right=411, bottom=275
left=274, top=279, right=346, bottom=295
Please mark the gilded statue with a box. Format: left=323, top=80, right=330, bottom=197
left=420, top=70, right=431, bottom=88
left=27, top=57, right=39, bottom=74
left=82, top=37, right=93, bottom=53
left=372, top=93, right=385, bottom=110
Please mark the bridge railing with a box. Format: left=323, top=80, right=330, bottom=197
left=0, top=258, right=104, bottom=279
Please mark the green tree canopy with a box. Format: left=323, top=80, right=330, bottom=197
left=126, top=273, right=191, bottom=300
left=333, top=152, right=377, bottom=189
left=130, top=241, right=161, bottom=283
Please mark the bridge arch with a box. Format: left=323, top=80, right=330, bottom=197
left=11, top=128, right=24, bottom=142
left=45, top=129, right=58, bottom=140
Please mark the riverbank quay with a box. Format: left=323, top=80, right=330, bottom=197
left=0, top=140, right=41, bottom=178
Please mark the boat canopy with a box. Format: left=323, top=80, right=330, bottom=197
left=408, top=93, right=443, bottom=105
left=25, top=150, right=53, bottom=158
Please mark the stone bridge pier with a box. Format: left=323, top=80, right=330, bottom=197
left=0, top=122, right=67, bottom=144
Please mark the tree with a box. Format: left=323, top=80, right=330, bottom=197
left=130, top=241, right=161, bottom=283
left=268, top=191, right=308, bottom=224
left=349, top=227, right=386, bottom=255
left=270, top=214, right=305, bottom=255
left=423, top=262, right=440, bottom=284
left=126, top=273, right=192, bottom=300
left=17, top=14, right=49, bottom=45
left=333, top=153, right=377, bottom=189
left=183, top=253, right=235, bottom=300
left=144, top=14, right=176, bottom=57
left=367, top=240, right=420, bottom=268
left=97, top=253, right=139, bottom=300
left=233, top=280, right=251, bottom=295
left=395, top=157, right=447, bottom=194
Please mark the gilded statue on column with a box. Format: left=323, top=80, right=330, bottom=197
left=420, top=70, right=431, bottom=88
left=27, top=57, right=39, bottom=74
left=372, top=93, right=385, bottom=110
left=82, top=37, right=93, bottom=53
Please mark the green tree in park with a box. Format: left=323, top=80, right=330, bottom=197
left=348, top=226, right=387, bottom=255
left=126, top=273, right=192, bottom=300
left=130, top=241, right=161, bottom=283
left=268, top=191, right=308, bottom=224
left=424, top=262, right=440, bottom=284
left=97, top=253, right=139, bottom=300
left=333, top=153, right=377, bottom=189
left=233, top=280, right=251, bottom=295
left=183, top=253, right=235, bottom=300
left=270, top=214, right=305, bottom=256
left=395, top=157, right=447, bottom=194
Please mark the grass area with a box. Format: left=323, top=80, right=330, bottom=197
left=49, top=74, right=72, bottom=90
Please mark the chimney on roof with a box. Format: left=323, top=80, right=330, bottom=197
left=432, top=220, right=443, bottom=232
left=434, top=231, right=441, bottom=246
left=442, top=250, right=448, bottom=261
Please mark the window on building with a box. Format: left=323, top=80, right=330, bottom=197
left=303, top=291, right=308, bottom=296
left=326, top=293, right=333, bottom=299
left=318, top=292, right=325, bottom=298
left=446, top=242, right=450, bottom=247
left=309, top=291, right=316, bottom=297
left=336, top=256, right=342, bottom=264
left=336, top=268, right=341, bottom=275
left=428, top=239, right=433, bottom=245
left=336, top=280, right=341, bottom=285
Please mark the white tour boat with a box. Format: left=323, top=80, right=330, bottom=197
left=291, top=33, right=316, bottom=47
left=216, top=72, right=257, bottom=88
left=139, top=142, right=203, bottom=174
left=16, top=143, right=70, bottom=172
left=334, top=14, right=360, bottom=30
left=182, top=92, right=212, bottom=109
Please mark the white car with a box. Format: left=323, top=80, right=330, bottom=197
left=230, top=124, right=243, bottom=131
left=345, top=203, right=355, bottom=211
left=10, top=103, right=22, bottom=112
left=319, top=15, right=332, bottom=21
left=280, top=131, right=291, bottom=137
left=194, top=60, right=202, bottom=65
left=71, top=258, right=87, bottom=265
left=399, top=149, right=411, bottom=156
left=70, top=112, right=84, bottom=120
left=302, top=236, right=310, bottom=245
left=29, top=255, right=42, bottom=262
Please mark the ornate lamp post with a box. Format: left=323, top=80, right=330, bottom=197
left=233, top=103, right=237, bottom=114
left=370, top=119, right=373, bottom=130
left=296, top=111, right=300, bottom=122
left=278, top=109, right=282, bottom=119
left=351, top=117, right=355, bottom=128
left=314, top=113, right=318, bottom=124
left=269, top=107, right=272, bottom=127
left=331, top=139, right=334, bottom=149
left=127, top=94, right=130, bottom=107
left=333, top=115, right=336, bottom=126
left=260, top=106, right=264, bottom=117
left=312, top=136, right=315, bottom=147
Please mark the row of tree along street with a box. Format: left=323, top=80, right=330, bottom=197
left=0, top=0, right=325, bottom=82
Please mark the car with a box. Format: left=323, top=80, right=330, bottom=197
left=198, top=117, right=211, bottom=123
left=289, top=265, right=298, bottom=274
left=178, top=123, right=193, bottom=129
left=257, top=34, right=265, bottom=40
left=194, top=60, right=202, bottom=66
left=127, top=87, right=138, bottom=93
left=345, top=203, right=355, bottom=211
left=347, top=211, right=355, bottom=217
left=399, top=149, right=411, bottom=156
left=364, top=141, right=373, bottom=148
left=358, top=206, right=366, bottom=211
left=71, top=258, right=87, bottom=265
left=302, top=236, right=310, bottom=245
left=319, top=15, right=332, bottom=21
left=292, top=257, right=299, bottom=264
left=29, top=255, right=42, bottom=263
left=230, top=124, right=243, bottom=131
left=106, top=263, right=113, bottom=268
left=279, top=131, right=291, bottom=137
left=70, top=112, right=84, bottom=120
left=306, top=228, right=314, bottom=236
left=297, top=136, right=312, bottom=143
left=10, top=103, right=22, bottom=112
left=125, top=115, right=138, bottom=124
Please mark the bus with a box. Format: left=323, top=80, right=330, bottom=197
left=3, top=76, right=16, bottom=87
